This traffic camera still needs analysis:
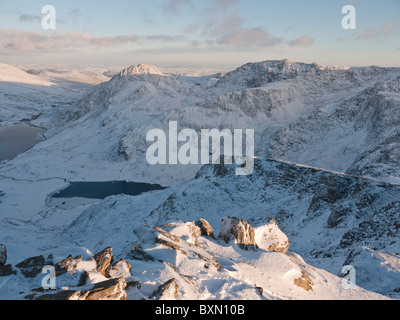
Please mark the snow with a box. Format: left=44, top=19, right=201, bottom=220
left=0, top=60, right=399, bottom=300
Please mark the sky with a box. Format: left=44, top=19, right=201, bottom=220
left=0, top=0, right=399, bottom=69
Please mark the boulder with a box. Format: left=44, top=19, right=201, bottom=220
left=254, top=219, right=290, bottom=253
left=195, top=219, right=215, bottom=239
left=55, top=255, right=82, bottom=276
left=0, top=264, right=16, bottom=277
left=36, top=277, right=127, bottom=301
left=218, top=217, right=257, bottom=250
left=107, top=259, right=132, bottom=279
left=90, top=247, right=113, bottom=277
left=149, top=278, right=179, bottom=300
left=16, top=255, right=48, bottom=278
left=82, top=277, right=127, bottom=300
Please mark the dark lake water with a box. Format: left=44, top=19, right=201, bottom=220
left=0, top=125, right=44, bottom=161
left=52, top=181, right=167, bottom=200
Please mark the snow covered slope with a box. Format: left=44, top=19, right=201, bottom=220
left=2, top=60, right=400, bottom=188
left=1, top=60, right=400, bottom=300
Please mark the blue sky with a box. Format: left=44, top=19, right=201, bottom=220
left=0, top=0, right=399, bottom=68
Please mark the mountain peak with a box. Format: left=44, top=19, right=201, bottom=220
left=118, top=64, right=163, bottom=77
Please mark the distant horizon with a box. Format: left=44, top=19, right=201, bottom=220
left=7, top=58, right=400, bottom=75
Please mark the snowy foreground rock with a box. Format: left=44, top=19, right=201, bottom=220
left=0, top=218, right=388, bottom=300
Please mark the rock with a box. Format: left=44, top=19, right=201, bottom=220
left=82, top=277, right=127, bottom=301
left=36, top=290, right=82, bottom=301
left=149, top=278, right=179, bottom=300
left=294, top=271, right=314, bottom=292
left=16, top=255, right=47, bottom=278
left=0, top=244, right=6, bottom=267
left=55, top=255, right=82, bottom=276
left=90, top=247, right=113, bottom=277
left=130, top=246, right=155, bottom=262
left=35, top=277, right=127, bottom=301
left=218, top=217, right=257, bottom=250
left=107, top=259, right=132, bottom=279
left=195, top=219, right=215, bottom=239
left=187, top=222, right=202, bottom=238
left=0, top=264, right=17, bottom=277
left=77, top=271, right=90, bottom=287
left=254, top=219, right=290, bottom=253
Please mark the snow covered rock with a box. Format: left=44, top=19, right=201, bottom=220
left=219, top=217, right=257, bottom=251
left=107, top=259, right=132, bottom=279
left=149, top=278, right=178, bottom=300
left=0, top=244, right=6, bottom=267
left=90, top=247, right=113, bottom=277
left=15, top=255, right=48, bottom=278
left=81, top=277, right=127, bottom=300
left=118, top=64, right=164, bottom=77
left=254, top=219, right=290, bottom=253
left=55, top=255, right=82, bottom=276
left=36, top=277, right=128, bottom=301
left=195, top=219, right=215, bottom=239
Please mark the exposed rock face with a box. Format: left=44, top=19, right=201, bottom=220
left=0, top=264, right=16, bottom=277
left=219, top=217, right=257, bottom=250
left=15, top=255, right=48, bottom=278
left=107, top=259, right=132, bottom=279
left=0, top=244, right=6, bottom=267
left=149, top=278, right=179, bottom=300
left=294, top=271, right=314, bottom=292
left=36, top=278, right=127, bottom=301
left=254, top=219, right=290, bottom=253
left=82, top=277, right=127, bottom=301
left=55, top=255, right=82, bottom=276
left=155, top=225, right=221, bottom=270
left=90, top=247, right=113, bottom=277
left=195, top=219, right=215, bottom=239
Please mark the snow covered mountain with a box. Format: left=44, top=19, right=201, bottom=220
left=1, top=60, right=400, bottom=300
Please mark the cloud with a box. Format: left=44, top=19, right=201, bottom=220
left=356, top=22, right=397, bottom=41
left=204, top=12, right=282, bottom=49
left=287, top=35, right=314, bottom=47
left=217, top=27, right=283, bottom=48
left=19, top=14, right=42, bottom=23
left=0, top=29, right=185, bottom=53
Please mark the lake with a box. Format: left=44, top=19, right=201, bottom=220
left=0, top=124, right=45, bottom=161
left=52, top=181, right=167, bottom=200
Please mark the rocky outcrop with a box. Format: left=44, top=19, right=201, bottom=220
left=195, top=219, right=215, bottom=239
left=155, top=224, right=221, bottom=270
left=107, top=259, right=132, bottom=279
left=294, top=271, right=314, bottom=292
left=55, top=255, right=82, bottom=276
left=90, top=247, right=113, bottom=277
left=219, top=217, right=257, bottom=251
left=82, top=277, right=127, bottom=301
left=254, top=219, right=290, bottom=253
left=36, top=277, right=127, bottom=301
left=149, top=278, right=179, bottom=300
left=15, top=255, right=49, bottom=278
